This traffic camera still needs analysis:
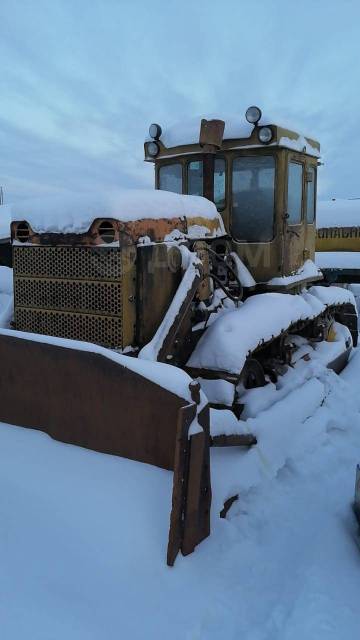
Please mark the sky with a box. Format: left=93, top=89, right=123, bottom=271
left=0, top=0, right=359, bottom=203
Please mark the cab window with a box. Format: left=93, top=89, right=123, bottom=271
left=214, top=158, right=226, bottom=210
left=287, top=162, right=303, bottom=224
left=159, top=163, right=182, bottom=194
left=187, top=161, right=203, bottom=196
left=186, top=158, right=226, bottom=210
left=306, top=167, right=316, bottom=223
left=232, top=155, right=275, bottom=242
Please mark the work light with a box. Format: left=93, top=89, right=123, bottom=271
left=258, top=126, right=273, bottom=144
left=245, top=106, right=262, bottom=124
left=149, top=123, right=162, bottom=140
left=147, top=141, right=160, bottom=157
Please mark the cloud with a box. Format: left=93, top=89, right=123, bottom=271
left=0, top=0, right=359, bottom=202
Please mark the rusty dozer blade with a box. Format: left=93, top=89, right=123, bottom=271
left=0, top=329, right=211, bottom=566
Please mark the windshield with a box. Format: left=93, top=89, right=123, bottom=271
left=232, top=155, right=275, bottom=242
left=214, top=158, right=226, bottom=210
left=187, top=160, right=203, bottom=196
left=158, top=157, right=227, bottom=211
left=186, top=158, right=226, bottom=210
left=159, top=164, right=182, bottom=194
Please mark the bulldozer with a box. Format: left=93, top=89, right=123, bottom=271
left=0, top=106, right=357, bottom=564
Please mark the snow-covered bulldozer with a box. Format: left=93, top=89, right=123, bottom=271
left=0, top=106, right=357, bottom=564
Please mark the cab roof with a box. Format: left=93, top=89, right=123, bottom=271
left=145, top=112, right=320, bottom=161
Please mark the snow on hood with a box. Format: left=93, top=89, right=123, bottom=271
left=317, top=199, right=360, bottom=229
left=7, top=189, right=222, bottom=235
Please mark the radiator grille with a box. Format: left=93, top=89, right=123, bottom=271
left=15, top=278, right=122, bottom=316
left=13, top=246, right=124, bottom=349
left=13, top=245, right=122, bottom=280
left=15, top=308, right=122, bottom=347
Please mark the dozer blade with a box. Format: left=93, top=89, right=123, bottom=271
left=0, top=329, right=211, bottom=565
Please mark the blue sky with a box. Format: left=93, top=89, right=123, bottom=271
left=1, top=0, right=359, bottom=202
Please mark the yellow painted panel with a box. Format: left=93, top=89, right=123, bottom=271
left=316, top=227, right=360, bottom=252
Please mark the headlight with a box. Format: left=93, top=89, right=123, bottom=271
left=258, top=126, right=273, bottom=144
left=149, top=123, right=162, bottom=139
left=245, top=105, right=262, bottom=124
left=147, top=141, right=160, bottom=157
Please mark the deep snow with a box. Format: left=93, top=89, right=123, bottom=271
left=187, top=286, right=355, bottom=374
left=1, top=345, right=360, bottom=638
left=0, top=266, right=14, bottom=328
left=316, top=251, right=360, bottom=269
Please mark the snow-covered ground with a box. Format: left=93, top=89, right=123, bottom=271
left=1, top=344, right=360, bottom=638
left=316, top=251, right=360, bottom=270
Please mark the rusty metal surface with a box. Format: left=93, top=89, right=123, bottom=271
left=0, top=331, right=213, bottom=564
left=119, top=217, right=186, bottom=245
left=157, top=263, right=201, bottom=364
left=119, top=216, right=222, bottom=244
left=211, top=434, right=257, bottom=447
left=0, top=333, right=190, bottom=470
left=12, top=214, right=222, bottom=248
left=182, top=405, right=211, bottom=556
left=0, top=331, right=212, bottom=565
left=167, top=404, right=211, bottom=565
left=167, top=403, right=196, bottom=566
left=136, top=244, right=182, bottom=347
left=199, top=119, right=225, bottom=151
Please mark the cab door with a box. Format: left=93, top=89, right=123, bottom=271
left=283, top=155, right=306, bottom=274
left=304, top=164, right=317, bottom=259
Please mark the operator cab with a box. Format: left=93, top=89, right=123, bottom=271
left=144, top=107, right=320, bottom=285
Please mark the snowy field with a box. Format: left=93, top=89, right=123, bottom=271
left=1, top=351, right=360, bottom=638
left=316, top=251, right=360, bottom=270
